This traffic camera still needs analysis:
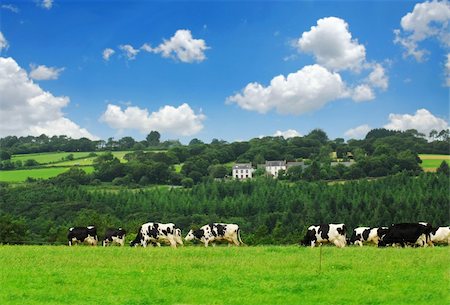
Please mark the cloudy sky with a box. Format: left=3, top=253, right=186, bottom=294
left=0, top=0, right=449, bottom=142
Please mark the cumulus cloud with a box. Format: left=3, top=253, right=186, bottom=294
left=368, top=63, right=389, bottom=90
left=150, top=29, right=209, bottom=63
left=119, top=44, right=139, bottom=60
left=344, top=124, right=372, bottom=139
left=352, top=84, right=375, bottom=102
left=102, top=48, right=115, bottom=61
left=0, top=57, right=97, bottom=139
left=0, top=32, right=9, bottom=52
left=41, top=0, right=53, bottom=10
left=227, top=64, right=348, bottom=115
left=298, top=17, right=366, bottom=72
left=99, top=103, right=206, bottom=136
left=229, top=17, right=389, bottom=115
left=29, top=64, right=65, bottom=80
left=273, top=129, right=302, bottom=138
left=384, top=108, right=449, bottom=136
left=394, top=0, right=450, bottom=62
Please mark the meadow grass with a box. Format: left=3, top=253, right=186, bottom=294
left=0, top=166, right=94, bottom=182
left=11, top=152, right=92, bottom=165
left=0, top=246, right=448, bottom=305
left=419, top=154, right=450, bottom=171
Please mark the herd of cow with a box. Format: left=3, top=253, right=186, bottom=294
left=67, top=222, right=450, bottom=248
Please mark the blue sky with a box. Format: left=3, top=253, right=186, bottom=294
left=0, top=0, right=449, bottom=143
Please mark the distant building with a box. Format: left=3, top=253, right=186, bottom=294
left=232, top=163, right=254, bottom=179
left=265, top=160, right=286, bottom=177
left=286, top=161, right=308, bottom=170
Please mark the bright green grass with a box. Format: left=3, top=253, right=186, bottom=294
left=0, top=166, right=94, bottom=182
left=419, top=154, right=450, bottom=171
left=11, top=152, right=92, bottom=165
left=0, top=246, right=448, bottom=305
left=45, top=157, right=97, bottom=167
left=11, top=151, right=133, bottom=166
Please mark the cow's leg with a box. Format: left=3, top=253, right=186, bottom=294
left=168, top=237, right=177, bottom=248
left=232, top=237, right=240, bottom=246
left=310, top=241, right=316, bottom=248
left=68, top=240, right=72, bottom=246
left=204, top=239, right=209, bottom=247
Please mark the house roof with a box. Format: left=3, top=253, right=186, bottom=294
left=286, top=161, right=305, bottom=168
left=232, top=163, right=253, bottom=170
left=265, top=160, right=286, bottom=167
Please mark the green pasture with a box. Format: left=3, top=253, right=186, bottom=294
left=0, top=246, right=448, bottom=305
left=0, top=166, right=94, bottom=182
left=419, top=154, right=450, bottom=171
left=11, top=151, right=133, bottom=166
left=11, top=152, right=92, bottom=165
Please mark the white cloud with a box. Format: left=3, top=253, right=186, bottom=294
left=298, top=17, right=366, bottom=72
left=1, top=4, right=19, bottom=13
left=140, top=43, right=154, bottom=52
left=151, top=29, right=209, bottom=63
left=384, top=108, right=449, bottom=136
left=0, top=57, right=97, bottom=139
left=352, top=84, right=375, bottom=102
left=100, top=103, right=206, bottom=136
left=41, top=0, right=53, bottom=10
left=394, top=0, right=450, bottom=62
left=29, top=64, right=64, bottom=80
left=0, top=32, right=9, bottom=52
left=344, top=124, right=372, bottom=139
left=274, top=129, right=302, bottom=138
left=102, top=48, right=115, bottom=61
left=367, top=63, right=389, bottom=90
left=119, top=44, right=139, bottom=60
left=227, top=64, right=348, bottom=115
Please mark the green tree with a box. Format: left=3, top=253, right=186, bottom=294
left=146, top=131, right=161, bottom=147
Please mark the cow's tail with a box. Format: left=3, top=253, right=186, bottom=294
left=237, top=228, right=246, bottom=246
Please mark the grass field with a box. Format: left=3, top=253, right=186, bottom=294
left=0, top=166, right=94, bottom=182
left=0, top=246, right=448, bottom=305
left=419, top=154, right=450, bottom=172
left=11, top=152, right=92, bottom=165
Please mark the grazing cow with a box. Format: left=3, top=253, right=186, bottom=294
left=185, top=223, right=243, bottom=247
left=102, top=228, right=126, bottom=247
left=130, top=222, right=180, bottom=248
left=68, top=226, right=98, bottom=246
left=349, top=227, right=389, bottom=246
left=430, top=226, right=450, bottom=245
left=301, top=224, right=347, bottom=248
left=378, top=223, right=433, bottom=247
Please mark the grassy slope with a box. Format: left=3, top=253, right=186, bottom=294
left=0, top=246, right=448, bottom=305
left=11, top=152, right=92, bottom=164
left=0, top=166, right=94, bottom=182
left=419, top=154, right=450, bottom=172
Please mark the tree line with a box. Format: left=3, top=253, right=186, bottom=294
left=0, top=172, right=448, bottom=245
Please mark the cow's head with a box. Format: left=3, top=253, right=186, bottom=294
left=185, top=230, right=195, bottom=242
left=185, top=229, right=204, bottom=241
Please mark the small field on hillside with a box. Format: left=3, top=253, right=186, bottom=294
left=0, top=166, right=94, bottom=182
left=419, top=154, right=450, bottom=172
left=0, top=246, right=448, bottom=305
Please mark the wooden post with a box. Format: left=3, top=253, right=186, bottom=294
left=319, top=244, right=322, bottom=273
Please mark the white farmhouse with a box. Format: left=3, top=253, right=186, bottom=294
left=232, top=163, right=254, bottom=179
left=265, top=160, right=286, bottom=177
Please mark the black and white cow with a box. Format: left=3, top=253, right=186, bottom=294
left=68, top=226, right=98, bottom=246
left=349, top=227, right=389, bottom=246
left=378, top=223, right=433, bottom=247
left=301, top=224, right=347, bottom=248
left=430, top=226, right=450, bottom=245
left=102, top=228, right=126, bottom=247
left=130, top=222, right=182, bottom=248
left=185, top=223, right=243, bottom=247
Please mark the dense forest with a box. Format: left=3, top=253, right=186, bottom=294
left=0, top=173, right=448, bottom=245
